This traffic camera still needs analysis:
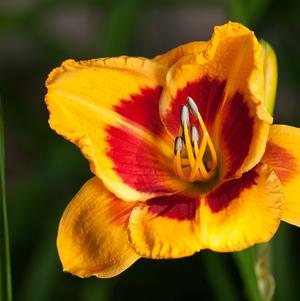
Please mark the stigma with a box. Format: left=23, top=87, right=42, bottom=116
left=173, top=96, right=217, bottom=182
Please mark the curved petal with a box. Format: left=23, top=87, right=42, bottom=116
left=262, top=125, right=300, bottom=227
left=46, top=57, right=185, bottom=202
left=200, top=163, right=283, bottom=252
left=57, top=177, right=139, bottom=278
left=154, top=41, right=208, bottom=67
left=159, top=22, right=272, bottom=180
left=128, top=194, right=201, bottom=259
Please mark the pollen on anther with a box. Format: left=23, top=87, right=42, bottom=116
left=191, top=126, right=199, bottom=144
left=180, top=105, right=190, bottom=127
left=174, top=136, right=183, bottom=154
left=187, top=96, right=199, bottom=117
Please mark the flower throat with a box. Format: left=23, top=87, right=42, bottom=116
left=173, top=97, right=217, bottom=182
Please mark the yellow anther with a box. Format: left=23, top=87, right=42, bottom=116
left=173, top=97, right=218, bottom=183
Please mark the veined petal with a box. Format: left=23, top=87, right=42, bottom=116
left=46, top=57, right=185, bottom=202
left=262, top=125, right=300, bottom=227
left=160, top=22, right=272, bottom=180
left=200, top=163, right=283, bottom=251
left=154, top=41, right=208, bottom=67
left=128, top=194, right=201, bottom=259
left=57, top=177, right=139, bottom=278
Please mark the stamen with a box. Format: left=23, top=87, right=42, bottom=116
left=180, top=105, right=190, bottom=128
left=174, top=136, right=183, bottom=154
left=173, top=96, right=218, bottom=183
left=191, top=125, right=200, bottom=159
left=187, top=96, right=199, bottom=117
left=188, top=97, right=218, bottom=170
left=183, top=116, right=195, bottom=167
left=174, top=151, right=190, bottom=181
left=191, top=126, right=199, bottom=144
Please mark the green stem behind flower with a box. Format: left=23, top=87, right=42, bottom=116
left=0, top=99, right=12, bottom=301
left=202, top=251, right=240, bottom=301
left=233, top=248, right=262, bottom=301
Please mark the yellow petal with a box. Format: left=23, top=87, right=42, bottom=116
left=154, top=41, right=207, bottom=67
left=57, top=177, right=139, bottom=278
left=200, top=163, right=283, bottom=251
left=45, top=57, right=184, bottom=202
left=262, top=125, right=300, bottom=227
left=159, top=22, right=272, bottom=181
left=128, top=163, right=283, bottom=257
left=128, top=194, right=201, bottom=259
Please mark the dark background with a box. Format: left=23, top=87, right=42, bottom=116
left=1, top=0, right=300, bottom=300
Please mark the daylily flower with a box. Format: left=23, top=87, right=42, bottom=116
left=45, top=22, right=300, bottom=279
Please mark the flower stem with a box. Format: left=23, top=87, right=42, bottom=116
left=233, top=247, right=262, bottom=301
left=202, top=251, right=239, bottom=301
left=0, top=99, right=12, bottom=301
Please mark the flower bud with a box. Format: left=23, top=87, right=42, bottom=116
left=260, top=39, right=278, bottom=115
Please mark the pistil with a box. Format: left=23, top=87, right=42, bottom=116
left=173, top=97, right=218, bottom=182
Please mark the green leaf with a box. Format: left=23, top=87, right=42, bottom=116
left=0, top=98, right=12, bottom=301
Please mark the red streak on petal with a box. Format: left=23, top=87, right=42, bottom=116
left=221, top=92, right=254, bottom=179
left=106, top=126, right=172, bottom=194
left=165, top=76, right=226, bottom=136
left=113, top=87, right=163, bottom=135
left=107, top=198, right=135, bottom=228
left=147, top=194, right=199, bottom=221
left=206, top=168, right=258, bottom=213
left=264, top=142, right=297, bottom=184
left=107, top=86, right=174, bottom=194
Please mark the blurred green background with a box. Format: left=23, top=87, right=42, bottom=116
left=1, top=0, right=300, bottom=300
